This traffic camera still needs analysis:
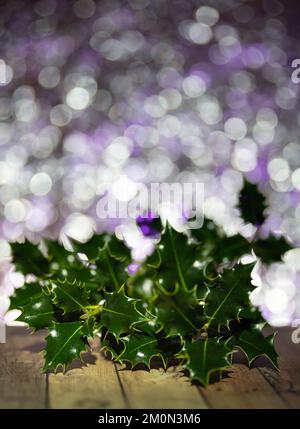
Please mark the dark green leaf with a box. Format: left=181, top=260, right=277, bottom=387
left=11, top=241, right=49, bottom=276
left=51, top=279, right=89, bottom=313
left=155, top=286, right=205, bottom=337
left=182, top=338, right=231, bottom=386
left=43, top=321, right=87, bottom=371
left=18, top=294, right=54, bottom=329
left=118, top=333, right=161, bottom=368
left=239, top=181, right=266, bottom=226
left=151, top=224, right=201, bottom=293
left=235, top=329, right=278, bottom=368
left=10, top=282, right=42, bottom=308
left=192, top=220, right=252, bottom=266
left=100, top=286, right=149, bottom=337
left=71, top=235, right=106, bottom=261
left=126, top=267, right=157, bottom=300
left=204, top=264, right=254, bottom=328
left=96, top=238, right=130, bottom=291
left=253, top=236, right=292, bottom=264
left=101, top=332, right=125, bottom=358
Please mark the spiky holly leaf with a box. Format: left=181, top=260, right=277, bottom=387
left=234, top=329, right=278, bottom=368
left=17, top=294, right=54, bottom=330
left=11, top=241, right=50, bottom=276
left=107, top=235, right=131, bottom=262
left=150, top=224, right=200, bottom=293
left=101, top=331, right=125, bottom=358
left=191, top=219, right=221, bottom=271
left=51, top=279, right=89, bottom=313
left=181, top=338, right=231, bottom=386
left=214, top=235, right=252, bottom=265
left=72, top=234, right=130, bottom=263
left=43, top=321, right=87, bottom=371
left=99, top=286, right=149, bottom=337
left=155, top=286, right=205, bottom=337
left=204, top=264, right=254, bottom=329
left=46, top=237, right=129, bottom=290
left=42, top=241, right=104, bottom=293
left=71, top=235, right=106, bottom=261
left=95, top=237, right=130, bottom=291
left=10, top=282, right=42, bottom=308
left=118, top=333, right=162, bottom=368
left=253, top=236, right=292, bottom=264
left=45, top=240, right=72, bottom=267
left=126, top=267, right=157, bottom=300
left=191, top=220, right=252, bottom=266
left=10, top=282, right=53, bottom=329
left=239, top=181, right=266, bottom=226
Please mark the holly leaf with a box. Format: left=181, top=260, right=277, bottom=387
left=10, top=282, right=42, bottom=308
left=11, top=241, right=50, bottom=276
left=10, top=282, right=53, bottom=329
left=126, top=267, right=157, bottom=301
left=51, top=279, right=89, bottom=313
left=181, top=338, right=231, bottom=386
left=18, top=294, right=54, bottom=330
left=204, top=264, right=254, bottom=328
left=107, top=235, right=131, bottom=262
left=155, top=286, right=205, bottom=337
left=214, top=235, right=252, bottom=265
left=101, top=332, right=125, bottom=358
left=253, top=236, right=292, bottom=264
left=44, top=240, right=103, bottom=287
left=45, top=240, right=73, bottom=267
left=100, top=286, right=149, bottom=337
left=234, top=329, right=278, bottom=368
left=239, top=181, right=266, bottom=226
left=95, top=237, right=130, bottom=291
left=71, top=235, right=107, bottom=261
left=43, top=321, right=87, bottom=371
left=150, top=224, right=200, bottom=293
left=191, top=220, right=252, bottom=272
left=118, top=333, right=162, bottom=368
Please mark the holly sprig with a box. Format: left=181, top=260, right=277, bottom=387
left=9, top=182, right=290, bottom=385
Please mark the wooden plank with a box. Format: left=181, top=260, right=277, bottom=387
left=259, top=328, right=300, bottom=409
left=117, top=365, right=208, bottom=409
left=0, top=327, right=46, bottom=409
left=199, top=364, right=287, bottom=409
left=2, top=327, right=299, bottom=409
left=48, top=349, right=126, bottom=409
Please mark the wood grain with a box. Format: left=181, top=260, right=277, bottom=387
left=48, top=352, right=126, bottom=409
left=1, top=327, right=300, bottom=409
left=259, top=328, right=300, bottom=409
left=0, top=327, right=46, bottom=409
left=199, top=364, right=286, bottom=409
left=117, top=366, right=208, bottom=409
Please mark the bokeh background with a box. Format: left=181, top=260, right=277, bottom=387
left=1, top=0, right=300, bottom=327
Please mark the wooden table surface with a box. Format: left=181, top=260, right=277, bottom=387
left=0, top=327, right=300, bottom=409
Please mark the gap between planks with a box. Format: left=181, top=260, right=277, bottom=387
left=1, top=327, right=300, bottom=409
left=258, top=328, right=300, bottom=409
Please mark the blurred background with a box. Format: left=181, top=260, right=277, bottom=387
left=0, top=0, right=300, bottom=327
